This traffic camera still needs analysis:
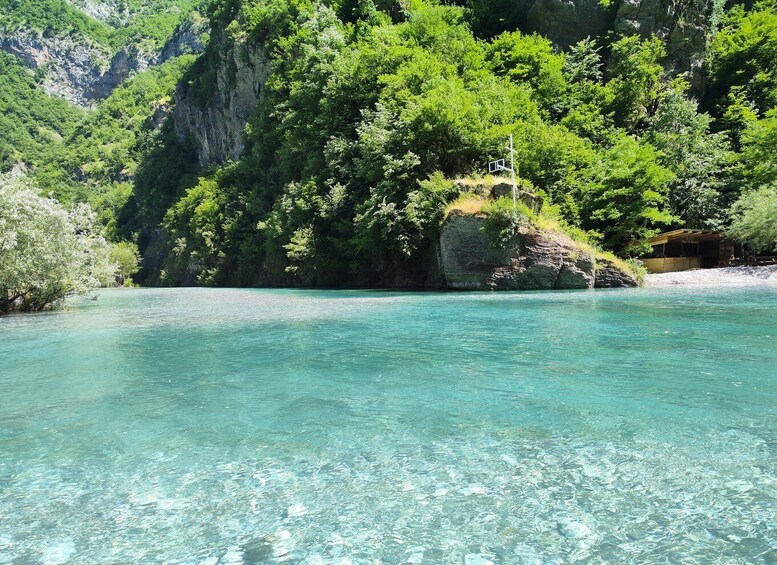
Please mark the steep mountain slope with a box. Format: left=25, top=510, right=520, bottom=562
left=0, top=0, right=207, bottom=104
left=3, top=0, right=775, bottom=288
left=0, top=52, right=84, bottom=171
left=36, top=55, right=197, bottom=235
left=0, top=48, right=196, bottom=245
left=120, top=0, right=775, bottom=287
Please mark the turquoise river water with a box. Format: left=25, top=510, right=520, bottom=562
left=0, top=287, right=775, bottom=564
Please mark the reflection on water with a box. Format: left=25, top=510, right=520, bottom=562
left=0, top=287, right=775, bottom=563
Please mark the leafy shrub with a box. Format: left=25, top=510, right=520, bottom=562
left=109, top=241, right=141, bottom=285
left=0, top=176, right=116, bottom=313
left=482, top=196, right=532, bottom=245
left=729, top=184, right=777, bottom=253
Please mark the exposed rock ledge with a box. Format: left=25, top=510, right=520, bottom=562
left=173, top=39, right=269, bottom=166
left=439, top=210, right=638, bottom=290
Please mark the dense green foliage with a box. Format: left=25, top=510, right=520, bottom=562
left=3, top=0, right=776, bottom=289
left=0, top=0, right=114, bottom=43
left=110, top=240, right=142, bottom=284
left=708, top=0, right=777, bottom=122
left=0, top=53, right=84, bottom=172
left=729, top=183, right=777, bottom=253
left=0, top=175, right=117, bottom=314
left=141, top=0, right=714, bottom=285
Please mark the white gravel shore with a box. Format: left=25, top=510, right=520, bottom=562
left=645, top=265, right=777, bottom=287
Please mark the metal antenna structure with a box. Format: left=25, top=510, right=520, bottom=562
left=488, top=134, right=518, bottom=208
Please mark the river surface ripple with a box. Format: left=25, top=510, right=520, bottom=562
left=0, top=287, right=775, bottom=563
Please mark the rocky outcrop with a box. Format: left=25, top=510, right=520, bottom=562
left=438, top=212, right=510, bottom=289
left=613, top=0, right=711, bottom=82
left=0, top=31, right=110, bottom=104
left=487, top=230, right=596, bottom=290
left=523, top=0, right=615, bottom=48
left=514, top=0, right=714, bottom=81
left=439, top=210, right=638, bottom=290
left=0, top=13, right=207, bottom=106
left=90, top=44, right=155, bottom=99
left=64, top=0, right=130, bottom=25
left=595, top=257, right=639, bottom=287
left=173, top=38, right=270, bottom=166
left=160, top=14, right=208, bottom=60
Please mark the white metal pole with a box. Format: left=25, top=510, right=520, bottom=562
left=509, top=134, right=516, bottom=209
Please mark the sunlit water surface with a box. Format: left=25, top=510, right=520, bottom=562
left=1, top=287, right=775, bottom=564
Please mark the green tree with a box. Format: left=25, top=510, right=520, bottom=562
left=578, top=135, right=674, bottom=256
left=487, top=31, right=567, bottom=115
left=708, top=1, right=777, bottom=118
left=109, top=241, right=141, bottom=285
left=606, top=36, right=666, bottom=131
left=0, top=176, right=116, bottom=314
left=729, top=184, right=777, bottom=253
left=740, top=109, right=777, bottom=188
left=647, top=81, right=732, bottom=228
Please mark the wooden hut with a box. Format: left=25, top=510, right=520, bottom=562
left=642, top=229, right=743, bottom=273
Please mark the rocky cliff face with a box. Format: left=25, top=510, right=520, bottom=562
left=90, top=44, right=155, bottom=99
left=613, top=0, right=712, bottom=80
left=0, top=15, right=207, bottom=106
left=519, top=0, right=615, bottom=48
left=518, top=0, right=715, bottom=79
left=0, top=31, right=110, bottom=104
left=64, top=0, right=130, bottom=25
left=439, top=210, right=638, bottom=290
left=160, top=15, right=209, bottom=60
left=173, top=38, right=270, bottom=166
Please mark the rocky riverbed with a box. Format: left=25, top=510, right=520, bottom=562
left=645, top=265, right=777, bottom=287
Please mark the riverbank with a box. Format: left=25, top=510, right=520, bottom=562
left=645, top=265, right=777, bottom=287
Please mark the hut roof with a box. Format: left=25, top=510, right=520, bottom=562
left=648, top=229, right=725, bottom=246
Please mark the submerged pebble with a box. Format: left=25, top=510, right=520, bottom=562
left=0, top=287, right=774, bottom=563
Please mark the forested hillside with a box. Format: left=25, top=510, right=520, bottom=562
left=0, top=52, right=84, bottom=170
left=2, top=0, right=776, bottom=288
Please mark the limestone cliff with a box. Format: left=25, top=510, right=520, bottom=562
left=173, top=36, right=270, bottom=166
left=0, top=30, right=111, bottom=104
left=516, top=0, right=717, bottom=81
left=439, top=210, right=638, bottom=290
left=63, top=0, right=131, bottom=25
left=0, top=14, right=207, bottom=106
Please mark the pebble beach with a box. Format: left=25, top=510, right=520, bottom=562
left=645, top=265, right=777, bottom=287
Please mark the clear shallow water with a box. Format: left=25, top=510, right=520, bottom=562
left=0, top=287, right=775, bottom=564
